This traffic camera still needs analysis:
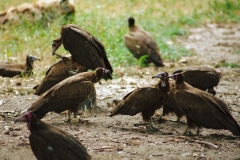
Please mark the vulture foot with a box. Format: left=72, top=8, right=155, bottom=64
left=147, top=118, right=159, bottom=131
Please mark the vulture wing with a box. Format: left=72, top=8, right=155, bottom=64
left=110, top=87, right=166, bottom=116
left=175, top=88, right=240, bottom=136
left=29, top=75, right=94, bottom=119
left=124, top=32, right=163, bottom=66
left=34, top=56, right=78, bottom=95
left=30, top=122, right=90, bottom=160
left=61, top=25, right=113, bottom=79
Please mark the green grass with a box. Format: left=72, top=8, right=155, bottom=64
left=1, top=0, right=240, bottom=76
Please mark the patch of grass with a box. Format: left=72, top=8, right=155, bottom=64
left=220, top=62, right=240, bottom=68
left=0, top=0, right=239, bottom=76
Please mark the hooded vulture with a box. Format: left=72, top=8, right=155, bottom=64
left=156, top=66, right=221, bottom=122
left=168, top=73, right=240, bottom=136
left=124, top=17, right=164, bottom=67
left=110, top=72, right=169, bottom=130
left=15, top=111, right=91, bottom=160
left=0, top=55, right=40, bottom=77
left=52, top=24, right=113, bottom=80
left=173, top=66, right=221, bottom=95
left=28, top=67, right=110, bottom=120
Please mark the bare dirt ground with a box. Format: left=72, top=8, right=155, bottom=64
left=0, top=23, right=240, bottom=160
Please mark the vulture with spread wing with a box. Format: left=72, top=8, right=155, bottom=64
left=52, top=24, right=113, bottom=80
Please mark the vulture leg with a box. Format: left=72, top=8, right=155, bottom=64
left=153, top=115, right=164, bottom=122
left=176, top=117, right=181, bottom=122
left=183, top=126, right=189, bottom=135
left=67, top=109, right=71, bottom=122
left=196, top=126, right=200, bottom=135
left=146, top=117, right=158, bottom=130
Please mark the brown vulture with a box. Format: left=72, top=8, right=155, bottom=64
left=168, top=73, right=240, bottom=136
left=33, top=55, right=97, bottom=113
left=28, top=67, right=110, bottom=120
left=110, top=72, right=169, bottom=130
left=52, top=24, right=113, bottom=80
left=156, top=79, right=185, bottom=122
left=173, top=66, right=221, bottom=95
left=34, top=55, right=80, bottom=95
left=0, top=55, right=40, bottom=77
left=156, top=66, right=221, bottom=122
left=124, top=17, right=164, bottom=67
left=15, top=111, right=91, bottom=160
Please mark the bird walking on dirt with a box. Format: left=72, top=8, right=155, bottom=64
left=168, top=73, right=240, bottom=136
left=28, top=67, right=110, bottom=120
left=110, top=72, right=170, bottom=130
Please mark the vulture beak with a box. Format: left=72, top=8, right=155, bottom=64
left=14, top=115, right=25, bottom=123
left=31, top=55, right=41, bottom=61
left=52, top=39, right=62, bottom=56
left=152, top=72, right=165, bottom=79
left=103, top=68, right=111, bottom=74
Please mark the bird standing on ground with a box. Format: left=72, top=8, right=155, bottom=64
left=28, top=67, right=110, bottom=120
left=52, top=24, right=113, bottom=80
left=0, top=55, right=40, bottom=77
left=168, top=73, right=240, bottom=136
left=15, top=111, right=91, bottom=160
left=110, top=72, right=169, bottom=130
left=34, top=55, right=80, bottom=95
left=124, top=17, right=164, bottom=67
left=173, top=66, right=221, bottom=95
left=156, top=66, right=221, bottom=122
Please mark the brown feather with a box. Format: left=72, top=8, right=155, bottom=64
left=124, top=17, right=164, bottom=67
left=28, top=67, right=108, bottom=119
left=170, top=73, right=240, bottom=136
left=52, top=24, right=113, bottom=80
left=0, top=55, right=40, bottom=77
left=173, top=66, right=221, bottom=95
left=15, top=111, right=91, bottom=160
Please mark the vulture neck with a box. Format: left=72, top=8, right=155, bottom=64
left=158, top=78, right=170, bottom=93
left=175, top=75, right=185, bottom=89
left=28, top=115, right=39, bottom=132
left=25, top=58, right=33, bottom=71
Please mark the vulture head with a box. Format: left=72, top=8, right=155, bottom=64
left=128, top=17, right=135, bottom=27
left=15, top=111, right=36, bottom=131
left=152, top=72, right=169, bottom=87
left=52, top=38, right=62, bottom=56
left=94, top=67, right=111, bottom=83
left=26, top=55, right=41, bottom=69
left=168, top=73, right=185, bottom=84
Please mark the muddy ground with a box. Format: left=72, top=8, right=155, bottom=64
left=0, top=23, right=240, bottom=160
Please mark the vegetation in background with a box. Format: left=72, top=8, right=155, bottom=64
left=0, top=0, right=239, bottom=77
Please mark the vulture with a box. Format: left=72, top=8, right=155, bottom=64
left=168, top=73, right=240, bottom=136
left=156, top=66, right=221, bottom=122
left=124, top=17, right=164, bottom=67
left=110, top=72, right=169, bottom=130
left=34, top=55, right=80, bottom=95
left=33, top=55, right=96, bottom=112
left=52, top=24, right=113, bottom=80
left=15, top=111, right=91, bottom=160
left=0, top=55, right=40, bottom=77
left=157, top=79, right=185, bottom=122
left=28, top=67, right=110, bottom=120
left=173, top=66, right=221, bottom=95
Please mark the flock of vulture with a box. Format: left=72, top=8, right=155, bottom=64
left=1, top=17, right=240, bottom=160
